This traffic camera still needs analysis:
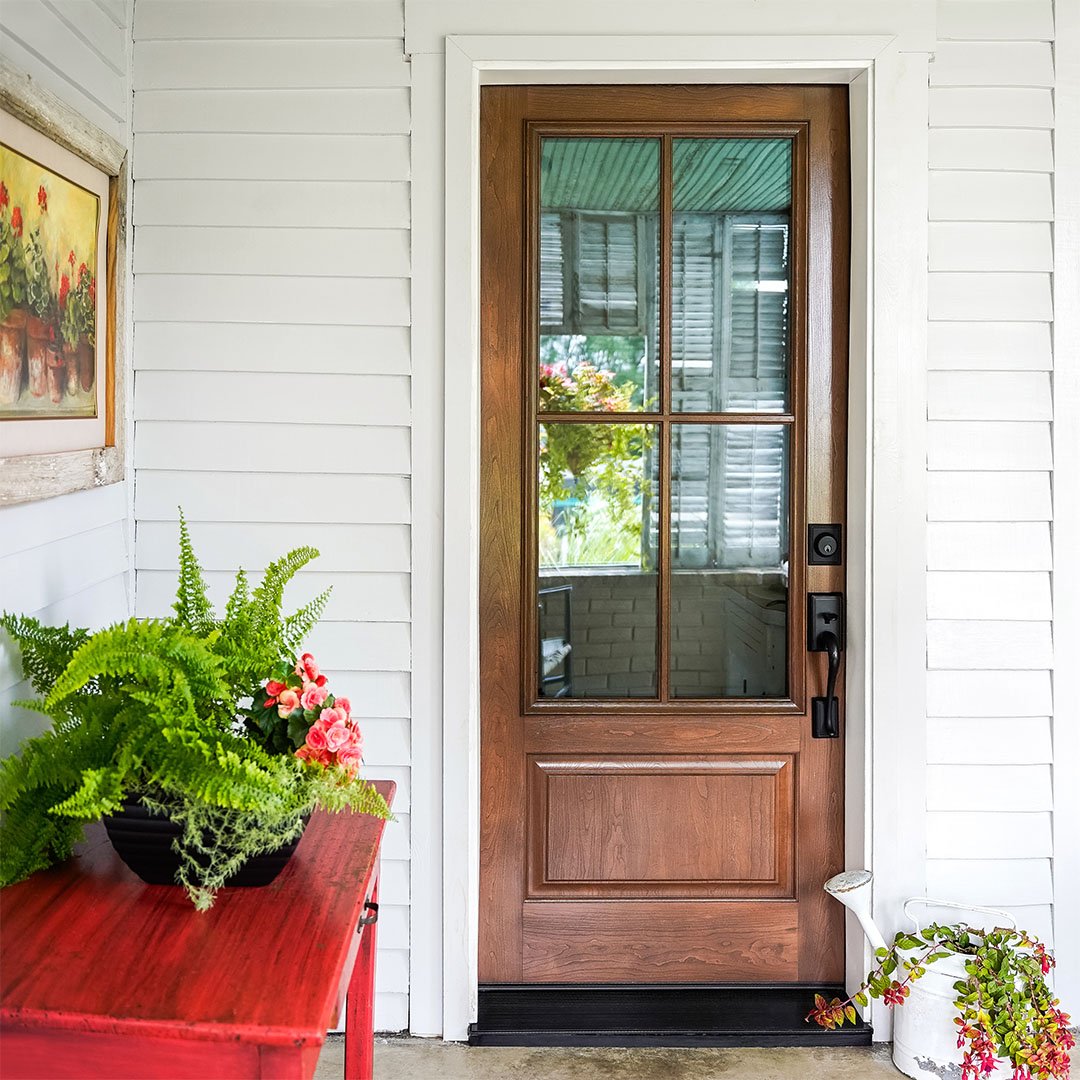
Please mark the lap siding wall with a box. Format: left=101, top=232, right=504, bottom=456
left=130, top=0, right=413, bottom=1034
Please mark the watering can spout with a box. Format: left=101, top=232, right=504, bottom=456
left=824, top=870, right=888, bottom=954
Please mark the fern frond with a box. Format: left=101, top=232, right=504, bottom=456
left=251, top=547, right=319, bottom=622
left=280, top=587, right=331, bottom=657
left=1, top=613, right=90, bottom=695
left=173, top=511, right=215, bottom=634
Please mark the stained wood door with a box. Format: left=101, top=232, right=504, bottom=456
left=479, top=86, right=850, bottom=985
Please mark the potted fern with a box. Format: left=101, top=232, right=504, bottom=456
left=0, top=517, right=390, bottom=911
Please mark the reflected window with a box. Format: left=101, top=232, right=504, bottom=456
left=539, top=139, right=659, bottom=412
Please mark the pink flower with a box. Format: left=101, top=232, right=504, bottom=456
left=320, top=705, right=347, bottom=728
left=305, top=723, right=329, bottom=751
left=338, top=746, right=362, bottom=775
left=296, top=745, right=331, bottom=767
left=334, top=696, right=351, bottom=717
left=276, top=687, right=300, bottom=718
left=295, top=652, right=326, bottom=685
left=301, top=682, right=328, bottom=711
left=324, top=721, right=352, bottom=753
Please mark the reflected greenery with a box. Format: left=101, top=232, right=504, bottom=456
left=538, top=422, right=654, bottom=569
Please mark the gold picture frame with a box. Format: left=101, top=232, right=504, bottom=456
left=0, top=59, right=128, bottom=505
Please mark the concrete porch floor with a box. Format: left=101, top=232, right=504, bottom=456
left=314, top=1035, right=904, bottom=1078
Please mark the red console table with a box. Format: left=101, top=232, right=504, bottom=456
left=0, top=780, right=395, bottom=1080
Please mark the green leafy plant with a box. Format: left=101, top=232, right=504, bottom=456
left=0, top=514, right=389, bottom=910
left=23, top=228, right=52, bottom=321
left=807, top=924, right=1073, bottom=1079
left=0, top=183, right=28, bottom=323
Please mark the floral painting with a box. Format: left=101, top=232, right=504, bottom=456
left=0, top=142, right=99, bottom=420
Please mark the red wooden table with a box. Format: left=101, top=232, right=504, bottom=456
left=0, top=780, right=395, bottom=1080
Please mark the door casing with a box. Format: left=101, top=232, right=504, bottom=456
left=420, top=37, right=931, bottom=1040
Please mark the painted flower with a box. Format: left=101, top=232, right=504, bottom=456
left=37, top=185, right=47, bottom=212
left=78, top=262, right=88, bottom=285
left=68, top=250, right=75, bottom=268
left=59, top=273, right=70, bottom=308
left=89, top=277, right=96, bottom=304
left=276, top=687, right=301, bottom=718
left=0, top=182, right=7, bottom=210
left=11, top=207, right=22, bottom=237
left=300, top=682, right=328, bottom=712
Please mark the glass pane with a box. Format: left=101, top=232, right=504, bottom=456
left=671, top=138, right=792, bottom=414
left=670, top=424, right=789, bottom=698
left=539, top=138, right=660, bottom=412
left=538, top=422, right=659, bottom=698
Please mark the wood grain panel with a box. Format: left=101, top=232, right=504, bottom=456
left=522, top=902, right=798, bottom=983
left=528, top=755, right=794, bottom=897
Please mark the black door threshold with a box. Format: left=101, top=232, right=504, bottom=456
left=469, top=984, right=872, bottom=1048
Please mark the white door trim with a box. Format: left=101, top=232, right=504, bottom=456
left=409, top=32, right=930, bottom=1041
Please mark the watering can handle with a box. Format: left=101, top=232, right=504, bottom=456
left=904, top=897, right=1018, bottom=933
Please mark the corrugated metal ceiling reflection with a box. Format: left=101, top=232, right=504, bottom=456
left=540, top=137, right=792, bottom=213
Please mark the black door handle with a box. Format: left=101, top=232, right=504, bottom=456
left=814, top=629, right=841, bottom=739
left=808, top=594, right=843, bottom=739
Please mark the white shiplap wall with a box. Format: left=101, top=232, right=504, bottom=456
left=130, top=0, right=412, bottom=1033
left=926, top=0, right=1056, bottom=945
left=0, top=1, right=134, bottom=750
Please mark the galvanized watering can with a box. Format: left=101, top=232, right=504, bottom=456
left=824, top=869, right=1017, bottom=1080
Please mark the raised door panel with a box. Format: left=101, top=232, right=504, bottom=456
left=528, top=755, right=795, bottom=898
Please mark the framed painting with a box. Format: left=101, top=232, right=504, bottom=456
left=0, top=60, right=128, bottom=505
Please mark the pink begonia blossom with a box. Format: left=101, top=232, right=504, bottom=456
left=335, top=696, right=351, bottom=717
left=295, top=652, right=326, bottom=686
left=300, top=682, right=328, bottom=711
left=320, top=705, right=347, bottom=728
left=324, top=721, right=352, bottom=753
left=305, top=723, right=329, bottom=751
left=338, top=746, right=362, bottom=775
left=276, top=688, right=300, bottom=718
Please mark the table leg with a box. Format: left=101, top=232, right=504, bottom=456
left=344, top=874, right=379, bottom=1080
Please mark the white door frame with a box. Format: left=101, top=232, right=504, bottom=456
left=409, top=32, right=930, bottom=1041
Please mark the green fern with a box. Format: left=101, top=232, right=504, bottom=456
left=0, top=614, right=89, bottom=695
left=0, top=520, right=388, bottom=909
left=172, top=510, right=214, bottom=635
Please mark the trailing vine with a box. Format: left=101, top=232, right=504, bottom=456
left=807, top=924, right=1074, bottom=1079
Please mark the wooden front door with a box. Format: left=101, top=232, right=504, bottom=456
left=479, top=85, right=850, bottom=986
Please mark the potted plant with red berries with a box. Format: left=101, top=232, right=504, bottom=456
left=809, top=877, right=1073, bottom=1080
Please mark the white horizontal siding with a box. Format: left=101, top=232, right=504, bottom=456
left=132, top=0, right=412, bottom=1031
left=133, top=133, right=409, bottom=181
left=0, top=4, right=134, bottom=750
left=134, top=39, right=409, bottom=89
left=925, top=14, right=1056, bottom=947
left=927, top=472, right=1052, bottom=520
left=134, top=227, right=411, bottom=278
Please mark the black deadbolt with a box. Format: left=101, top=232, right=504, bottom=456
left=809, top=524, right=842, bottom=565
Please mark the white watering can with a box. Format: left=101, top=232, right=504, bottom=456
left=824, top=869, right=1017, bottom=1080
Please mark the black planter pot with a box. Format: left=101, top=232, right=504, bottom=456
left=101, top=800, right=309, bottom=888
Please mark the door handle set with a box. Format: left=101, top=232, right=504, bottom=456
left=808, top=593, right=844, bottom=739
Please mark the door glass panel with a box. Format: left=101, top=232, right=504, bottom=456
left=672, top=138, right=792, bottom=414
left=539, top=138, right=660, bottom=413
left=670, top=424, right=789, bottom=697
left=538, top=422, right=659, bottom=697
